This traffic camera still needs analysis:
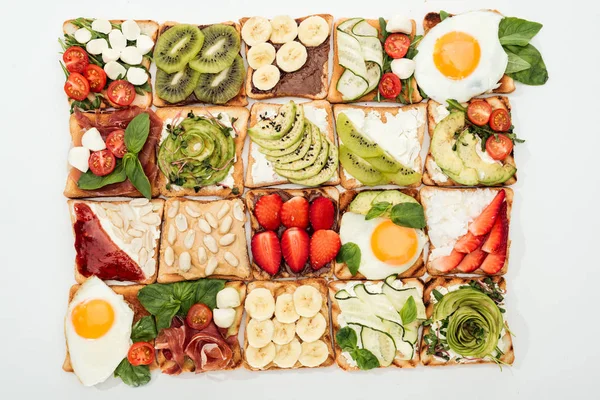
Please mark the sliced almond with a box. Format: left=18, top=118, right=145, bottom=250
left=179, top=251, right=191, bottom=272
left=95, top=205, right=107, bottom=219
left=144, top=230, right=154, bottom=251
left=128, top=229, right=143, bottom=238
left=224, top=251, right=239, bottom=267
left=131, top=237, right=143, bottom=254
left=185, top=205, right=201, bottom=218
left=165, top=246, right=174, bottom=266
left=108, top=211, right=124, bottom=228
left=219, top=215, right=233, bottom=234
left=198, top=218, right=212, bottom=234
left=203, top=235, right=218, bottom=254
left=167, top=225, right=176, bottom=245
left=139, top=247, right=148, bottom=267
left=123, top=217, right=130, bottom=232
left=141, top=213, right=161, bottom=226
left=139, top=204, right=153, bottom=216
left=112, top=226, right=125, bottom=241
left=219, top=233, right=236, bottom=246
left=152, top=202, right=162, bottom=211
left=102, top=203, right=120, bottom=211
left=198, top=247, right=208, bottom=264
left=145, top=258, right=156, bottom=276
left=130, top=198, right=149, bottom=207
left=184, top=230, right=196, bottom=249
left=120, top=204, right=134, bottom=221
left=167, top=201, right=180, bottom=218
left=132, top=220, right=148, bottom=231
left=217, top=203, right=231, bottom=219
left=175, top=214, right=188, bottom=232
left=233, top=201, right=245, bottom=222
left=206, top=256, right=218, bottom=275
left=205, top=212, right=218, bottom=228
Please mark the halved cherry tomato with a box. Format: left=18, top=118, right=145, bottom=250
left=384, top=33, right=411, bottom=59
left=489, top=109, right=511, bottom=132
left=485, top=134, right=513, bottom=160
left=89, top=149, right=116, bottom=176
left=64, top=72, right=90, bottom=101
left=63, top=46, right=89, bottom=73
left=107, top=80, right=136, bottom=106
left=106, top=130, right=128, bottom=158
left=186, top=303, right=212, bottom=330
left=378, top=73, right=402, bottom=99
left=84, top=64, right=107, bottom=93
left=127, top=342, right=155, bottom=366
left=467, top=100, right=492, bottom=126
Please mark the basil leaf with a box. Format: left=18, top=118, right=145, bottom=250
left=400, top=296, right=417, bottom=325
left=77, top=159, right=127, bottom=190
left=498, top=17, right=543, bottom=46
left=505, top=44, right=549, bottom=85
left=130, top=316, right=158, bottom=342
left=352, top=348, right=380, bottom=370
left=439, top=10, right=449, bottom=21
left=336, top=326, right=358, bottom=351
left=124, top=113, right=150, bottom=154
left=366, top=202, right=391, bottom=220
left=173, top=281, right=197, bottom=317
left=114, top=358, right=151, bottom=387
left=137, top=284, right=180, bottom=330
left=390, top=203, right=426, bottom=229
left=432, top=289, right=444, bottom=302
left=336, top=243, right=361, bottom=276
left=504, top=48, right=531, bottom=74
left=194, top=279, right=226, bottom=310
left=124, top=154, right=152, bottom=199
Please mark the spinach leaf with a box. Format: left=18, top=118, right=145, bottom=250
left=124, top=154, right=152, bottom=199
left=400, top=296, right=417, bottom=325
left=77, top=159, right=127, bottom=190
left=352, top=348, right=380, bottom=370
left=505, top=48, right=531, bottom=74
left=194, top=279, right=226, bottom=310
left=336, top=243, right=361, bottom=276
left=498, top=17, right=543, bottom=46
left=365, top=202, right=391, bottom=220
left=439, top=10, right=450, bottom=21
left=124, top=113, right=150, bottom=154
left=130, top=316, right=157, bottom=343
left=336, top=326, right=358, bottom=351
left=390, top=203, right=426, bottom=229
left=432, top=289, right=444, bottom=302
left=113, top=358, right=151, bottom=387
left=505, top=44, right=548, bottom=85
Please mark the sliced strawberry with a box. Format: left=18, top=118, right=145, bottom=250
left=251, top=231, right=281, bottom=275
left=309, top=196, right=335, bottom=231
left=456, top=248, right=488, bottom=273
left=454, top=231, right=486, bottom=253
left=431, top=249, right=465, bottom=272
left=280, top=196, right=309, bottom=229
left=281, top=228, right=310, bottom=273
left=254, top=194, right=283, bottom=230
left=468, top=190, right=506, bottom=236
left=309, top=230, right=341, bottom=270
left=480, top=250, right=507, bottom=274
left=482, top=201, right=508, bottom=253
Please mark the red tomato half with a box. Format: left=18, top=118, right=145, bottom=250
left=106, top=129, right=128, bottom=158
left=485, top=134, right=513, bottom=160
left=63, top=46, right=89, bottom=73
left=127, top=342, right=155, bottom=366
left=84, top=64, right=107, bottom=93
left=467, top=101, right=492, bottom=126
left=489, top=109, right=511, bottom=132
left=384, top=33, right=411, bottom=59
left=89, top=149, right=116, bottom=176
left=378, top=73, right=402, bottom=99
left=186, top=304, right=212, bottom=330
left=64, top=72, right=90, bottom=101
left=107, top=80, right=136, bottom=106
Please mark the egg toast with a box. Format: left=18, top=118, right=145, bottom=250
left=420, top=276, right=515, bottom=366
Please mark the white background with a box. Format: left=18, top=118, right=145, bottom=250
left=1, top=0, right=598, bottom=398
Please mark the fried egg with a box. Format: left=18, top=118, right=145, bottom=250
left=65, top=276, right=134, bottom=386
left=339, top=212, right=427, bottom=279
left=414, top=11, right=508, bottom=103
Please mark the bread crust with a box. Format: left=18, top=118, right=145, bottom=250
left=245, top=100, right=340, bottom=188
left=332, top=103, right=427, bottom=189
left=152, top=21, right=248, bottom=107
left=153, top=106, right=249, bottom=197
left=328, top=279, right=424, bottom=370
left=242, top=279, right=335, bottom=371
left=240, top=14, right=333, bottom=100
left=420, top=276, right=515, bottom=366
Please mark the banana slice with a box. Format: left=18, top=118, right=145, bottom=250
left=276, top=41, right=308, bottom=73
left=242, top=16, right=273, bottom=47
left=298, top=340, right=329, bottom=368
left=274, top=338, right=302, bottom=368
left=298, top=16, right=330, bottom=47
left=293, top=285, right=323, bottom=318
left=270, top=15, right=298, bottom=44
left=252, top=65, right=280, bottom=90
left=272, top=319, right=296, bottom=345
left=247, top=318, right=275, bottom=348
left=275, top=293, right=300, bottom=323
left=247, top=42, right=276, bottom=70
left=246, top=342, right=276, bottom=369
left=296, top=313, right=327, bottom=343
left=245, top=288, right=275, bottom=320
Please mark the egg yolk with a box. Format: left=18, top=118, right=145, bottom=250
left=371, top=220, right=419, bottom=265
left=71, top=299, right=115, bottom=339
left=433, top=31, right=481, bottom=80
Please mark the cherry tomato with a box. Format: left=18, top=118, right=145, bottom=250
left=106, top=129, right=128, bottom=158
left=64, top=72, right=90, bottom=101
left=63, top=46, right=89, bottom=73
left=186, top=303, right=212, bottom=330
left=127, top=342, right=155, bottom=366
left=489, top=109, right=511, bottom=132
left=88, top=149, right=116, bottom=176
left=485, top=134, right=513, bottom=160
left=378, top=73, right=402, bottom=99
left=467, top=100, right=492, bottom=126
left=107, top=80, right=136, bottom=106
left=384, top=33, right=411, bottom=59
left=84, top=64, right=107, bottom=93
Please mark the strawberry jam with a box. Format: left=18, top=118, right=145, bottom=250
left=74, top=203, right=145, bottom=282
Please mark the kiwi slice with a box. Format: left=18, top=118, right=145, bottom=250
left=189, top=24, right=240, bottom=73
left=154, top=24, right=204, bottom=73
left=337, top=113, right=382, bottom=158
left=193, top=55, right=244, bottom=104
left=155, top=65, right=201, bottom=104
left=364, top=150, right=402, bottom=173
left=384, top=166, right=422, bottom=186
left=339, top=145, right=384, bottom=185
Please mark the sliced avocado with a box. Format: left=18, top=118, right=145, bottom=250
left=444, top=168, right=480, bottom=186
left=266, top=122, right=312, bottom=164
left=456, top=131, right=517, bottom=185
left=251, top=105, right=305, bottom=151
left=290, top=136, right=338, bottom=186
left=249, top=101, right=296, bottom=140
left=337, top=112, right=383, bottom=158
left=348, top=191, right=380, bottom=214
left=273, top=123, right=322, bottom=171
left=373, top=190, right=418, bottom=206
left=430, top=111, right=472, bottom=176
left=339, top=145, right=385, bottom=185
left=275, top=132, right=329, bottom=180
left=364, top=150, right=401, bottom=173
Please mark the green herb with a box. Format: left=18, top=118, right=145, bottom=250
left=335, top=327, right=380, bottom=370
left=504, top=47, right=532, bottom=74
left=77, top=160, right=127, bottom=190
left=134, top=81, right=153, bottom=95
left=69, top=95, right=103, bottom=114
left=130, top=316, right=158, bottom=343
left=400, top=296, right=417, bottom=325
left=498, top=17, right=543, bottom=46
left=464, top=278, right=505, bottom=309
left=505, top=44, right=548, bottom=85
left=336, top=243, right=361, bottom=276
left=113, top=358, right=151, bottom=387
left=231, top=187, right=240, bottom=195
left=390, top=203, right=426, bottom=229
left=378, top=18, right=389, bottom=41
left=353, top=348, right=380, bottom=370
left=124, top=154, right=152, bottom=199
left=439, top=10, right=450, bottom=21
left=336, top=326, right=358, bottom=351
left=124, top=113, right=150, bottom=154
left=365, top=201, right=391, bottom=220
left=432, top=289, right=444, bottom=302
left=446, top=99, right=466, bottom=113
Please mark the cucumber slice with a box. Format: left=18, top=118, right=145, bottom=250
left=352, top=20, right=378, bottom=37
left=357, top=37, right=383, bottom=69
left=337, top=18, right=363, bottom=34
left=334, top=289, right=352, bottom=300
left=354, top=284, right=403, bottom=325
left=337, top=69, right=369, bottom=102
left=382, top=320, right=414, bottom=360
left=382, top=284, right=427, bottom=321
left=361, top=326, right=396, bottom=367
left=364, top=61, right=382, bottom=93
left=336, top=297, right=387, bottom=332
left=337, top=30, right=368, bottom=78
left=403, top=320, right=419, bottom=344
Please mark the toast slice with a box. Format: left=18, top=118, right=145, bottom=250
left=243, top=279, right=335, bottom=371
left=327, top=18, right=422, bottom=104
left=334, top=189, right=426, bottom=279
left=157, top=198, right=251, bottom=283
left=245, top=100, right=340, bottom=188
left=62, top=20, right=158, bottom=110
left=152, top=21, right=248, bottom=108
left=67, top=199, right=165, bottom=285
left=329, top=279, right=424, bottom=370
left=420, top=276, right=515, bottom=366
left=245, top=187, right=339, bottom=280
left=241, top=14, right=333, bottom=100
left=333, top=103, right=427, bottom=189
left=154, top=106, right=249, bottom=197
left=422, top=98, right=518, bottom=187
left=420, top=187, right=513, bottom=276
